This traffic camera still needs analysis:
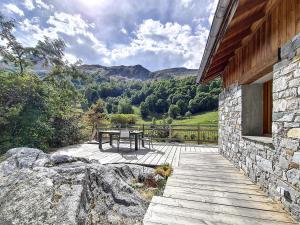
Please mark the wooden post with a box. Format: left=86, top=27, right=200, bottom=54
left=197, top=124, right=200, bottom=145
left=142, top=124, right=145, bottom=134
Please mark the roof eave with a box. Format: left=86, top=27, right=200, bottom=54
left=196, top=0, right=239, bottom=84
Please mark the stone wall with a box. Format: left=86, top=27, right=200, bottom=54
left=219, top=33, right=300, bottom=220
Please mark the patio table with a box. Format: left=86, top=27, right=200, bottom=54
left=98, top=130, right=144, bottom=151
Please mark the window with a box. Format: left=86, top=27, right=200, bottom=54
left=263, top=80, right=272, bottom=135
left=241, top=73, right=273, bottom=137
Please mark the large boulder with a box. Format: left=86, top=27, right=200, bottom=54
left=0, top=148, right=153, bottom=225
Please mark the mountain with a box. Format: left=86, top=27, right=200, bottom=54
left=79, top=64, right=197, bottom=80
left=0, top=61, right=198, bottom=81
left=150, top=67, right=198, bottom=79
left=79, top=64, right=151, bottom=80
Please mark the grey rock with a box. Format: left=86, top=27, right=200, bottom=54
left=0, top=148, right=154, bottom=225
left=287, top=169, right=300, bottom=188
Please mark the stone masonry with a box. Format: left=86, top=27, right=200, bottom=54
left=219, top=33, right=300, bottom=220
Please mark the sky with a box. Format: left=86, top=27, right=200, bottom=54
left=0, top=0, right=218, bottom=71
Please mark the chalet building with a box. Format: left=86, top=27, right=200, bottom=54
left=197, top=0, right=300, bottom=220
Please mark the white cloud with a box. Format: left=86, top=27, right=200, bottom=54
left=4, top=0, right=213, bottom=69
left=207, top=0, right=219, bottom=25
left=64, top=53, right=79, bottom=64
left=120, top=28, right=128, bottom=35
left=77, top=38, right=84, bottom=44
left=35, top=0, right=53, bottom=10
left=4, top=4, right=24, bottom=16
left=105, top=19, right=209, bottom=69
left=19, top=12, right=109, bottom=59
left=24, top=0, right=35, bottom=10
left=179, top=0, right=193, bottom=8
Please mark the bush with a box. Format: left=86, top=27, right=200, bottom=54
left=155, top=164, right=173, bottom=178
left=110, top=114, right=137, bottom=126
left=185, top=111, right=192, bottom=118
left=0, top=72, right=83, bottom=154
left=168, top=104, right=180, bottom=119
left=118, top=99, right=134, bottom=114
left=140, top=102, right=149, bottom=119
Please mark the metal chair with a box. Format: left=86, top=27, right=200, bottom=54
left=139, top=129, right=154, bottom=149
left=117, top=129, right=133, bottom=151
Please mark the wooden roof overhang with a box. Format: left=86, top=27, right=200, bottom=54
left=197, top=0, right=277, bottom=84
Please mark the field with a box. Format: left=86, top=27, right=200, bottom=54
left=135, top=109, right=218, bottom=125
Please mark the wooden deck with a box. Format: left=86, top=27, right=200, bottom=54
left=144, top=151, right=297, bottom=225
left=53, top=142, right=217, bottom=167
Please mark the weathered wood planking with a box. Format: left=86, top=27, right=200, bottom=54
left=201, top=0, right=300, bottom=87
left=222, top=0, right=300, bottom=88
left=53, top=143, right=217, bottom=167
left=143, top=151, right=297, bottom=225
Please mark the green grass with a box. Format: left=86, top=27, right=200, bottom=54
left=136, top=111, right=218, bottom=125
left=170, top=111, right=218, bottom=125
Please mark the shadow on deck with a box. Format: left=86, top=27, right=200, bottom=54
left=53, top=142, right=218, bottom=167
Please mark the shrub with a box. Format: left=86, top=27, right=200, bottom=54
left=155, top=163, right=173, bottom=178
left=110, top=114, right=137, bottom=126
left=185, top=111, right=192, bottom=118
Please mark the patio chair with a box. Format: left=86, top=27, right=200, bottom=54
left=139, top=129, right=154, bottom=149
left=117, top=129, right=133, bottom=151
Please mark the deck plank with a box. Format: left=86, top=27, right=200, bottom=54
left=143, top=150, right=297, bottom=225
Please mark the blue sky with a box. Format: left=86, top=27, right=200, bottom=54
left=1, top=0, right=218, bottom=71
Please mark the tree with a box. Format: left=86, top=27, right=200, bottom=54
left=155, top=98, right=168, bottom=113
left=118, top=99, right=133, bottom=114
left=168, top=104, right=180, bottom=119
left=34, top=37, right=66, bottom=67
left=85, top=99, right=107, bottom=140
left=0, top=13, right=66, bottom=75
left=140, top=102, right=150, bottom=119
left=0, top=15, right=31, bottom=74
left=145, top=95, right=157, bottom=112
left=176, top=99, right=188, bottom=115
left=0, top=71, right=84, bottom=153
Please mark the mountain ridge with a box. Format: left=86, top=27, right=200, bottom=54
left=0, top=61, right=198, bottom=80
left=79, top=64, right=198, bottom=80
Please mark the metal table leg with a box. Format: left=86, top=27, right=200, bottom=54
left=99, top=132, right=102, bottom=150
left=134, top=134, right=138, bottom=151
left=109, top=134, right=113, bottom=145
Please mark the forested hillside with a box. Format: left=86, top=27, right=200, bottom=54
left=0, top=13, right=220, bottom=154
left=82, top=76, right=221, bottom=119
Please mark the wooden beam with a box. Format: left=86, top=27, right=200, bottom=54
left=218, top=37, right=243, bottom=53
left=234, top=0, right=267, bottom=19
left=214, top=42, right=242, bottom=58
left=207, top=63, right=227, bottom=76
left=201, top=72, right=223, bottom=84
left=222, top=27, right=251, bottom=43
left=213, top=51, right=235, bottom=62
left=226, top=11, right=265, bottom=35
left=210, top=57, right=229, bottom=69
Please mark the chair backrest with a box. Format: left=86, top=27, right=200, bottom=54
left=120, top=129, right=130, bottom=138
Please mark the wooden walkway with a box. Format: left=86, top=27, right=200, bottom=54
left=53, top=142, right=217, bottom=167
left=143, top=151, right=297, bottom=225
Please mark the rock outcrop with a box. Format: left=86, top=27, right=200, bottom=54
left=0, top=148, right=153, bottom=225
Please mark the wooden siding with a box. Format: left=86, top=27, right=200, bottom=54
left=223, top=0, right=300, bottom=88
